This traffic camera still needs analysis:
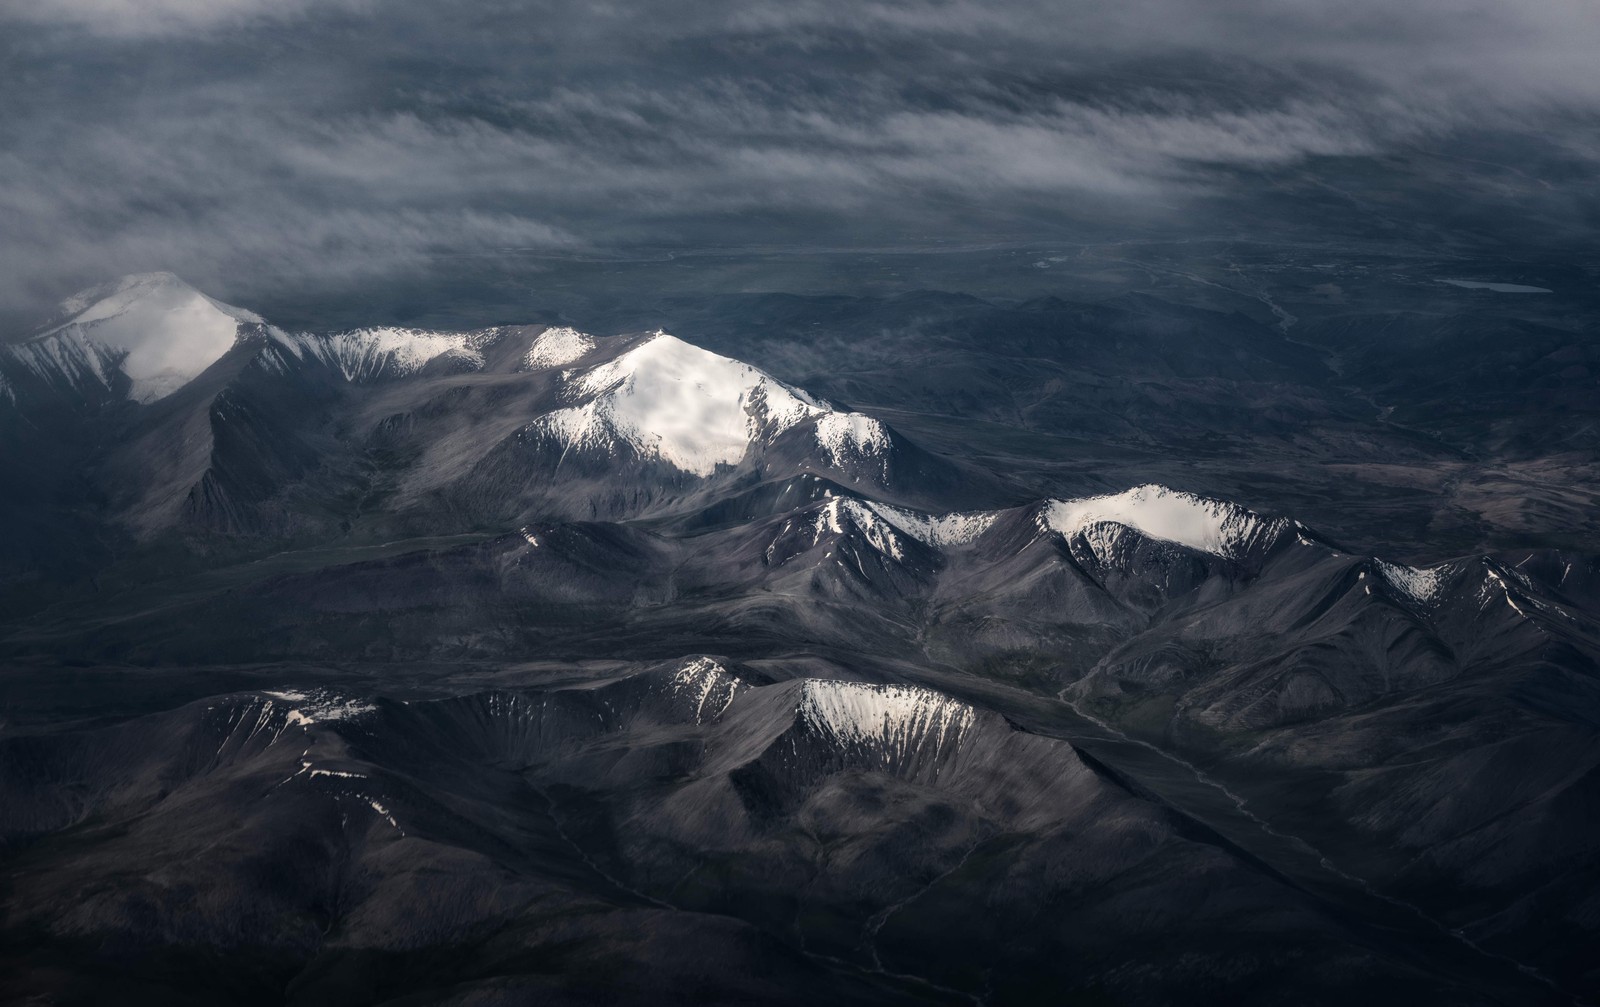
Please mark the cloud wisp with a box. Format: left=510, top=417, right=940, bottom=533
left=2, top=0, right=1597, bottom=318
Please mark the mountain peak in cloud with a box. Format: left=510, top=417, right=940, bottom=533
left=35, top=272, right=261, bottom=403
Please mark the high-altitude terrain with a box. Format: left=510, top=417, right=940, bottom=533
left=1, top=271, right=1597, bottom=1006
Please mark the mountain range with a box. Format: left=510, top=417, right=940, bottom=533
left=1, top=273, right=1596, bottom=1006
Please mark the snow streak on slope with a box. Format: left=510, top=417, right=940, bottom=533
left=810, top=497, right=914, bottom=561
left=864, top=500, right=998, bottom=548
left=1375, top=559, right=1450, bottom=606
left=282, top=327, right=490, bottom=381
left=524, top=327, right=595, bottom=369
left=766, top=497, right=996, bottom=570
left=24, top=273, right=260, bottom=403
left=9, top=330, right=116, bottom=396
left=1475, top=562, right=1572, bottom=627
left=1041, top=484, right=1288, bottom=559
left=663, top=657, right=743, bottom=724
left=814, top=412, right=891, bottom=472
left=798, top=680, right=975, bottom=759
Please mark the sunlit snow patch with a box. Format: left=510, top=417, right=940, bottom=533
left=665, top=657, right=744, bottom=723
left=1041, top=484, right=1287, bottom=559
left=814, top=412, right=892, bottom=472
left=864, top=500, right=998, bottom=548
left=524, top=326, right=595, bottom=369
left=1374, top=559, right=1450, bottom=606
left=262, top=689, right=378, bottom=727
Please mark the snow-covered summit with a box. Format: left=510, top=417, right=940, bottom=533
left=1040, top=484, right=1289, bottom=560
left=529, top=331, right=891, bottom=478
left=813, top=412, right=893, bottom=474
left=23, top=273, right=263, bottom=403
left=46, top=272, right=262, bottom=333
left=524, top=326, right=596, bottom=369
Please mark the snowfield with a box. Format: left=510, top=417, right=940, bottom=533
left=524, top=326, right=596, bottom=369
left=1041, top=484, right=1289, bottom=559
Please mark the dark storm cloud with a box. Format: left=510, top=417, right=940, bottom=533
left=2, top=0, right=1597, bottom=319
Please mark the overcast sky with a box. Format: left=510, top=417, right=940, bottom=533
left=3, top=0, right=1598, bottom=319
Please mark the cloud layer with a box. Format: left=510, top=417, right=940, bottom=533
left=2, top=0, right=1597, bottom=320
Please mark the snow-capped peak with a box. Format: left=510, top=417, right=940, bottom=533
left=525, top=331, right=901, bottom=478
left=814, top=412, right=892, bottom=473
left=27, top=272, right=262, bottom=403
left=530, top=331, right=887, bottom=478
left=1040, top=484, right=1288, bottom=559
left=47, top=272, right=261, bottom=330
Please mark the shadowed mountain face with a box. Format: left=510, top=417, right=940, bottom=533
left=2, top=273, right=1598, bottom=1006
